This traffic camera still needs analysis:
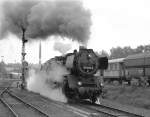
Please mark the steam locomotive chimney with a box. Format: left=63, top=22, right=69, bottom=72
left=79, top=46, right=86, bottom=50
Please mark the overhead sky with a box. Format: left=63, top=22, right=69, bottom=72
left=85, top=0, right=150, bottom=51
left=0, top=0, right=150, bottom=63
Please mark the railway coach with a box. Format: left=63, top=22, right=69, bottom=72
left=103, top=52, right=150, bottom=86
left=103, top=58, right=126, bottom=83
left=124, top=52, right=150, bottom=85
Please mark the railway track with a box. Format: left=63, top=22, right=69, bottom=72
left=0, top=89, right=50, bottom=117
left=36, top=95, right=144, bottom=117
left=73, top=100, right=144, bottom=117
left=14, top=90, right=144, bottom=117
left=1, top=88, right=91, bottom=117
left=2, top=87, right=146, bottom=117
left=12, top=91, right=92, bottom=117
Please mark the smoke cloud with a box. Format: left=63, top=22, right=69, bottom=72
left=1, top=0, right=91, bottom=43
left=27, top=60, right=68, bottom=102
left=53, top=41, right=71, bottom=54
left=0, top=0, right=38, bottom=38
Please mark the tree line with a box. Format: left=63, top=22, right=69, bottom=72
left=98, top=44, right=150, bottom=59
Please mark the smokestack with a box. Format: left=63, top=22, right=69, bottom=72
left=39, top=41, right=41, bottom=65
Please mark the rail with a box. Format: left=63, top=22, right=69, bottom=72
left=74, top=100, right=144, bottom=117
left=0, top=97, right=19, bottom=117
left=92, top=103, right=144, bottom=117
left=0, top=88, right=50, bottom=117
left=6, top=90, right=50, bottom=117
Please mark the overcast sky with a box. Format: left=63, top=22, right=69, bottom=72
left=86, top=0, right=150, bottom=51
left=1, top=0, right=150, bottom=63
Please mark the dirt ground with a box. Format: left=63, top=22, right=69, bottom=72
left=104, top=84, right=150, bottom=110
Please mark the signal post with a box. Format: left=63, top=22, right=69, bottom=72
left=21, top=27, right=28, bottom=89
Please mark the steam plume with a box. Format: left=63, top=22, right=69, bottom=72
left=1, top=0, right=91, bottom=43
left=27, top=60, right=68, bottom=102
left=53, top=41, right=71, bottom=54
left=0, top=0, right=38, bottom=38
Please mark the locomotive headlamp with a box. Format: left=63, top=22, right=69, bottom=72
left=88, top=54, right=92, bottom=57
left=101, top=83, right=104, bottom=87
left=78, top=81, right=82, bottom=86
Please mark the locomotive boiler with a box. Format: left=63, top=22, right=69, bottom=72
left=42, top=46, right=108, bottom=103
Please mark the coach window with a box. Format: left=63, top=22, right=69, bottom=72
left=112, top=63, right=115, bottom=70
left=111, top=64, right=114, bottom=70
left=109, top=64, right=111, bottom=70
left=113, top=63, right=117, bottom=70
left=113, top=64, right=116, bottom=70
left=110, top=63, right=113, bottom=70
left=116, top=63, right=119, bottom=70
left=108, top=64, right=110, bottom=70
left=114, top=63, right=117, bottom=70
left=113, top=63, right=115, bottom=70
left=107, top=64, right=109, bottom=70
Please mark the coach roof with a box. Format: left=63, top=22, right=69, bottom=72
left=109, top=58, right=125, bottom=63
left=125, top=52, right=150, bottom=60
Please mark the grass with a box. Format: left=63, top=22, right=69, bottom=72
left=104, top=84, right=150, bottom=109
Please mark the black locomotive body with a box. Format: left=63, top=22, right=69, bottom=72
left=42, top=46, right=108, bottom=103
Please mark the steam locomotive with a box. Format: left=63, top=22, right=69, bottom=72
left=42, top=46, right=108, bottom=103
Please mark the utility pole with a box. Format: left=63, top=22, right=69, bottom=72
left=21, top=27, right=28, bottom=89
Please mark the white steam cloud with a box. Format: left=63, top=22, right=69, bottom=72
left=27, top=61, right=68, bottom=102
left=53, top=41, right=71, bottom=54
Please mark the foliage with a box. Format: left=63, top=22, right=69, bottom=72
left=96, top=50, right=109, bottom=58
left=109, top=44, right=150, bottom=59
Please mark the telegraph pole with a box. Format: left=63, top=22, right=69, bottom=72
left=21, top=27, right=28, bottom=89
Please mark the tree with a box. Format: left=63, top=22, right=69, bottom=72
left=110, top=46, right=135, bottom=59
left=110, top=47, right=124, bottom=59
left=109, top=44, right=150, bottom=59
left=134, top=45, right=144, bottom=54
left=95, top=50, right=109, bottom=58
left=144, top=45, right=150, bottom=52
